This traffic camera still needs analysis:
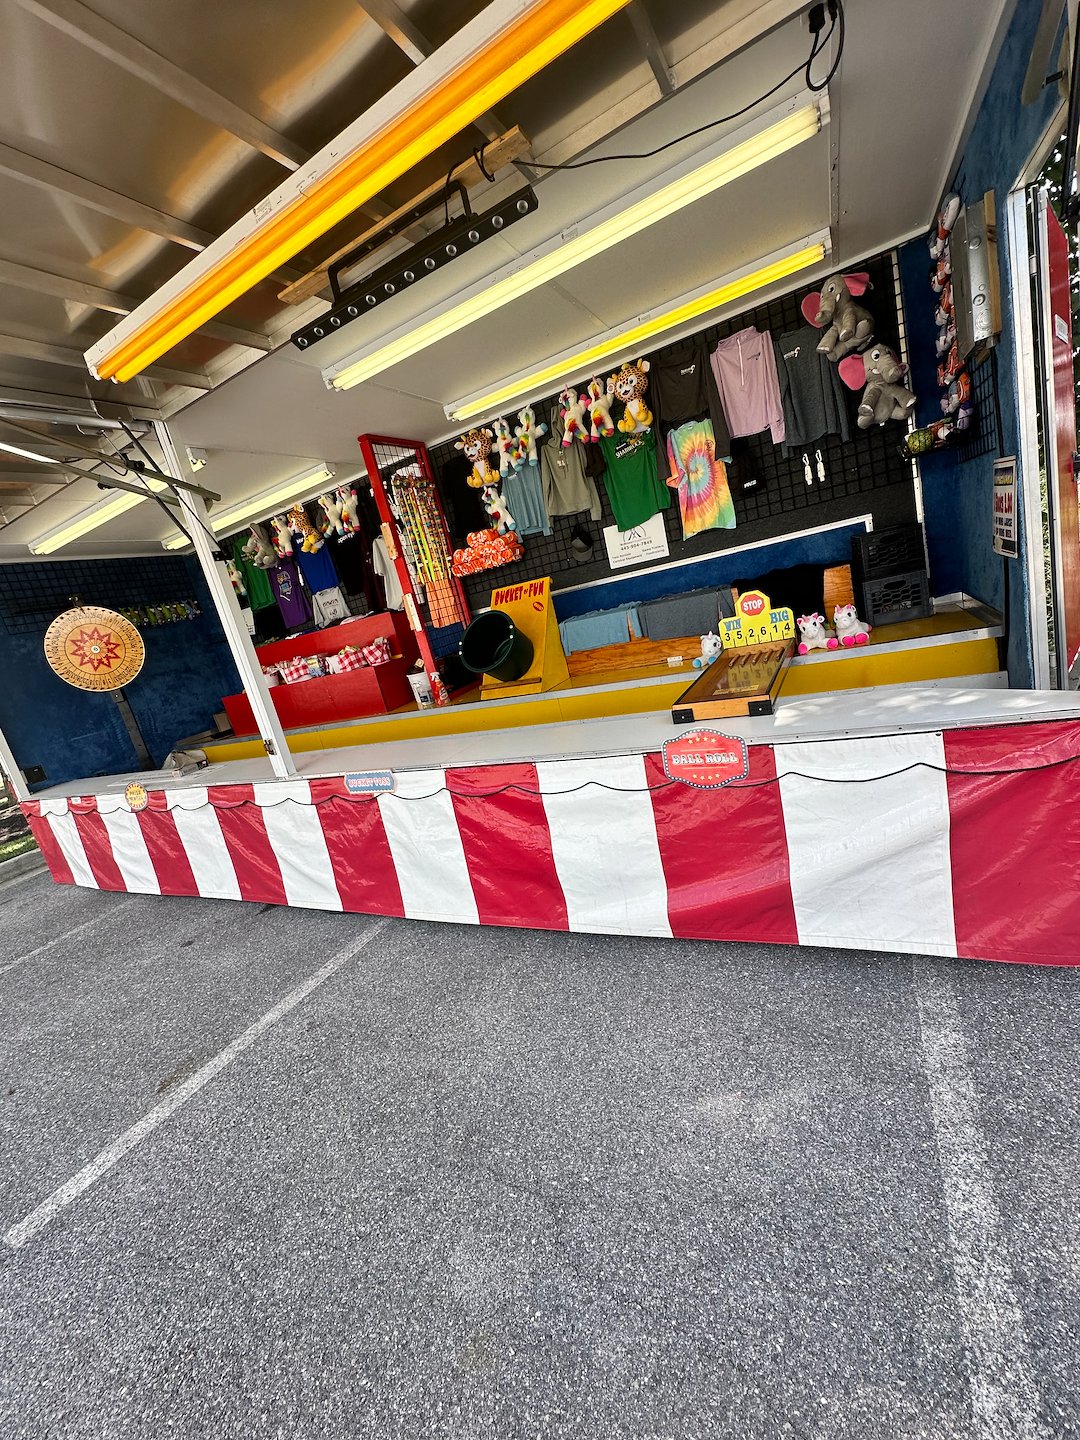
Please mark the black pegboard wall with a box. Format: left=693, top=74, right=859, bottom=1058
left=430, top=250, right=918, bottom=609
left=0, top=557, right=198, bottom=636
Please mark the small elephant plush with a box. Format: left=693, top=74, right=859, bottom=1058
left=243, top=526, right=277, bottom=570
left=801, top=273, right=874, bottom=361
left=839, top=344, right=917, bottom=428
left=796, top=613, right=837, bottom=654
left=833, top=604, right=872, bottom=646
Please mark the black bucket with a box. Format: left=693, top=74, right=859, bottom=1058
left=458, top=610, right=534, bottom=682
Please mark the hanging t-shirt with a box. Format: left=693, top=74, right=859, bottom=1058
left=295, top=543, right=339, bottom=594
left=649, top=337, right=732, bottom=457
left=665, top=419, right=735, bottom=539
left=231, top=536, right=275, bottom=611
left=540, top=440, right=602, bottom=520
left=269, top=557, right=312, bottom=630
left=372, top=536, right=404, bottom=611
left=710, top=327, right=785, bottom=444
left=774, top=325, right=852, bottom=456
left=598, top=429, right=671, bottom=532
left=312, top=587, right=349, bottom=627
left=502, top=459, right=551, bottom=536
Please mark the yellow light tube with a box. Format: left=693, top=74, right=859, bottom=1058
left=30, top=481, right=168, bottom=556
left=328, top=104, right=821, bottom=392
left=449, top=241, right=827, bottom=422
left=94, top=0, right=632, bottom=384
left=161, top=465, right=335, bottom=547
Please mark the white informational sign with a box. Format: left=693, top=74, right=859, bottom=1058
left=992, top=456, right=1018, bottom=559
left=602, top=511, right=670, bottom=570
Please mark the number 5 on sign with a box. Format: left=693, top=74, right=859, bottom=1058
left=722, top=590, right=795, bottom=649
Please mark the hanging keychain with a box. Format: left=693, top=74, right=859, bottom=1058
left=802, top=451, right=813, bottom=486
left=815, top=448, right=827, bottom=485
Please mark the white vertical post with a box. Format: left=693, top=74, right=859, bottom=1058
left=0, top=720, right=31, bottom=802
left=153, top=421, right=296, bottom=779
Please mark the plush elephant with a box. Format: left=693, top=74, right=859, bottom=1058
left=801, top=273, right=874, bottom=361
left=838, top=344, right=917, bottom=428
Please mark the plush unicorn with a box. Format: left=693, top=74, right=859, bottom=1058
left=493, top=416, right=521, bottom=476
left=514, top=404, right=548, bottom=466
left=833, top=603, right=872, bottom=646
left=337, top=485, right=361, bottom=534
left=318, top=492, right=345, bottom=538
left=558, top=385, right=589, bottom=446
left=796, top=613, right=837, bottom=654
left=269, top=515, right=293, bottom=558
left=585, top=376, right=615, bottom=441
left=481, top=484, right=516, bottom=535
left=692, top=632, right=724, bottom=668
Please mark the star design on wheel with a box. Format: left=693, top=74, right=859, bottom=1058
left=67, top=626, right=122, bottom=672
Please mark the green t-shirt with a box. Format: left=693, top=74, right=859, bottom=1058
left=599, top=429, right=671, bottom=532
left=232, top=536, right=275, bottom=610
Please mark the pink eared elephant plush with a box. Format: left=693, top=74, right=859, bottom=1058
left=838, top=344, right=917, bottom=428
left=801, top=273, right=874, bottom=361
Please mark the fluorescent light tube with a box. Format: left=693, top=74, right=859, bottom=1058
left=324, top=99, right=825, bottom=393
left=447, top=236, right=829, bottom=422
left=30, top=481, right=168, bottom=555
left=0, top=437, right=61, bottom=466
left=85, top=0, right=632, bottom=384
left=160, top=464, right=335, bottom=548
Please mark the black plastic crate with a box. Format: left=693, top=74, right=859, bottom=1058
left=861, top=569, right=933, bottom=627
left=851, top=523, right=927, bottom=587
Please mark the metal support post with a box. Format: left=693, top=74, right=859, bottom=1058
left=153, top=421, right=296, bottom=779
left=0, top=721, right=30, bottom=802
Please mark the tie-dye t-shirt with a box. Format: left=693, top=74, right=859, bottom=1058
left=665, top=419, right=736, bottom=540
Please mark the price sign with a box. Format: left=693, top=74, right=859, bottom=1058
left=721, top=590, right=795, bottom=649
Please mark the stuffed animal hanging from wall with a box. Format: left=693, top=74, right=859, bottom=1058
left=318, top=492, right=345, bottom=539
left=584, top=377, right=615, bottom=440
left=269, top=515, right=294, bottom=558
left=336, top=485, right=361, bottom=534
left=801, top=274, right=874, bottom=361
left=514, top=404, right=547, bottom=466
left=929, top=194, right=960, bottom=260
left=558, top=386, right=589, bottom=445
left=493, top=416, right=522, bottom=476
left=607, top=359, right=653, bottom=433
left=288, top=503, right=324, bottom=553
left=456, top=428, right=501, bottom=489
left=838, top=344, right=917, bottom=427
left=243, top=526, right=277, bottom=569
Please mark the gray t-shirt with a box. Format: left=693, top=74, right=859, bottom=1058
left=774, top=325, right=852, bottom=455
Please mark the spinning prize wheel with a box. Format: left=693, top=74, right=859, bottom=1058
left=43, top=606, right=145, bottom=692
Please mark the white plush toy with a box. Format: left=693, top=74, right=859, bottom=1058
left=318, top=492, right=345, bottom=538
left=337, top=485, right=361, bottom=534
left=558, top=385, right=589, bottom=446
left=585, top=377, right=615, bottom=441
left=514, top=404, right=548, bottom=466
left=493, top=416, right=520, bottom=476
left=692, top=632, right=724, bottom=668
left=243, top=526, right=277, bottom=570
left=796, top=612, right=837, bottom=654
left=833, top=603, right=872, bottom=646
left=269, top=515, right=293, bottom=558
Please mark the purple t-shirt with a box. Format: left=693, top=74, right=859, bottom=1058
left=269, top=558, right=312, bottom=629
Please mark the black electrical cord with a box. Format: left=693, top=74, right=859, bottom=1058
left=513, top=0, right=844, bottom=175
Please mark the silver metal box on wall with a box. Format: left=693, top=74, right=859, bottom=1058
left=952, top=191, right=1002, bottom=360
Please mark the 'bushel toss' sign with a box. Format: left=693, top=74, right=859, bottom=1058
left=662, top=731, right=750, bottom=789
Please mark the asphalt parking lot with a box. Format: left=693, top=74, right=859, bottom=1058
left=1, top=870, right=1078, bottom=1439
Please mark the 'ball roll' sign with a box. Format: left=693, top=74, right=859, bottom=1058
left=661, top=730, right=750, bottom=789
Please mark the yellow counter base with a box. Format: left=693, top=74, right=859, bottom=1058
left=201, top=603, right=1003, bottom=762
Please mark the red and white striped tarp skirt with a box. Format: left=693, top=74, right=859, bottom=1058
left=21, top=721, right=1080, bottom=967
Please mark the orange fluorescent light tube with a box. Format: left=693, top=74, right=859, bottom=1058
left=87, top=0, right=632, bottom=385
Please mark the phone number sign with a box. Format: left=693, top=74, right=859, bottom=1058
left=662, top=730, right=750, bottom=789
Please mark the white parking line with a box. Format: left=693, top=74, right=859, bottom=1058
left=0, top=897, right=137, bottom=977
left=4, top=917, right=391, bottom=1249
left=912, top=957, right=1051, bottom=1440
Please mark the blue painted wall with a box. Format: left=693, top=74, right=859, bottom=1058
left=898, top=0, right=1061, bottom=686
left=0, top=556, right=240, bottom=790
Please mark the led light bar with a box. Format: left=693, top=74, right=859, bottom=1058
left=323, top=97, right=826, bottom=392
left=0, top=437, right=62, bottom=466
left=292, top=186, right=539, bottom=351
left=160, top=464, right=336, bottom=548
left=29, top=478, right=170, bottom=556
left=85, top=0, right=632, bottom=384
left=446, top=235, right=830, bottom=423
